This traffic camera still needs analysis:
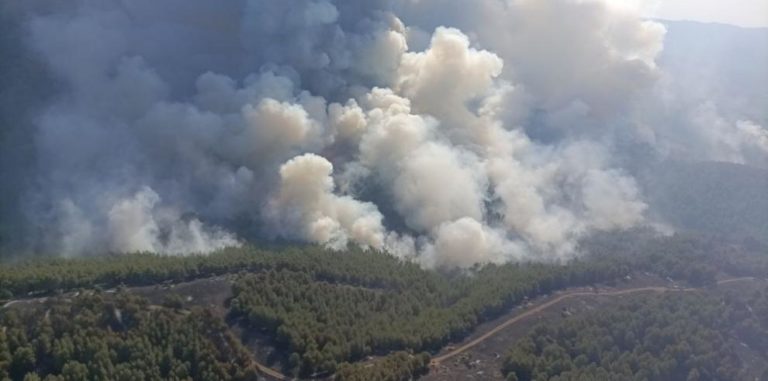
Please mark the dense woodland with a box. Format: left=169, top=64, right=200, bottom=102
left=580, top=230, right=768, bottom=285
left=643, top=161, right=768, bottom=243
left=502, top=288, right=768, bottom=381
left=0, top=232, right=766, bottom=380
left=228, top=259, right=629, bottom=376
left=0, top=246, right=440, bottom=299
left=334, top=352, right=430, bottom=381
left=0, top=293, right=259, bottom=381
left=4, top=230, right=762, bottom=300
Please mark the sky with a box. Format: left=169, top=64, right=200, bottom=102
left=646, top=0, right=768, bottom=28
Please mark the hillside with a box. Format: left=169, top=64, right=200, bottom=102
left=1, top=233, right=766, bottom=380
left=641, top=161, right=768, bottom=242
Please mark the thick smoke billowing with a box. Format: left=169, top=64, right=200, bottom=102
left=0, top=0, right=766, bottom=267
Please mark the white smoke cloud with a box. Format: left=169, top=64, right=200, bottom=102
left=107, top=188, right=163, bottom=253
left=397, top=27, right=504, bottom=127
left=394, top=0, right=665, bottom=128
left=737, top=121, right=768, bottom=156
left=392, top=142, right=486, bottom=233
left=322, top=25, right=648, bottom=266
left=685, top=105, right=768, bottom=166
left=107, top=187, right=240, bottom=255
left=422, top=218, right=526, bottom=269
left=0, top=0, right=763, bottom=267
left=241, top=98, right=323, bottom=161
left=270, top=154, right=386, bottom=250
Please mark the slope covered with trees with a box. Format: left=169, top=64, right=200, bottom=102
left=2, top=230, right=764, bottom=301
left=0, top=293, right=258, bottom=381
left=229, top=259, right=635, bottom=376
left=581, top=230, right=768, bottom=285
left=641, top=161, right=768, bottom=243
left=502, top=288, right=768, bottom=381
left=335, top=352, right=431, bottom=381
left=1, top=232, right=766, bottom=380
left=0, top=244, right=632, bottom=379
left=0, top=246, right=434, bottom=299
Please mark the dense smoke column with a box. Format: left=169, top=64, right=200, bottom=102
left=0, top=5, right=62, bottom=253
left=0, top=0, right=407, bottom=257
left=0, top=0, right=765, bottom=266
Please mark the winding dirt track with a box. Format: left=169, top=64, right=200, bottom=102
left=1, top=277, right=757, bottom=380
left=164, top=277, right=762, bottom=380
left=254, top=363, right=287, bottom=381
left=429, top=277, right=757, bottom=366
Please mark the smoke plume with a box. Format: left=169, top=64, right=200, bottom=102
left=0, top=0, right=765, bottom=267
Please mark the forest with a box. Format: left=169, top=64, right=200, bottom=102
left=224, top=231, right=768, bottom=377
left=1, top=1, right=766, bottom=380
left=0, top=246, right=437, bottom=300
left=228, top=259, right=628, bottom=376
left=0, top=293, right=259, bottom=381
left=334, top=352, right=431, bottom=381
left=502, top=287, right=768, bottom=381
left=0, top=231, right=766, bottom=380
left=3, top=230, right=763, bottom=301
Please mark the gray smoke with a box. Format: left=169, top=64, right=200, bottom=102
left=0, top=0, right=765, bottom=267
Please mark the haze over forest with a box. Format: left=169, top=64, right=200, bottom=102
left=1, top=2, right=767, bottom=381
left=1, top=0, right=766, bottom=268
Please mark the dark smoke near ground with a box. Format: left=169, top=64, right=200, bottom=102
left=0, top=0, right=766, bottom=267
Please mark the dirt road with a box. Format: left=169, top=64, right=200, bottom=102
left=2, top=276, right=757, bottom=380
left=429, top=277, right=756, bottom=366
left=233, top=277, right=762, bottom=380
left=255, top=363, right=288, bottom=380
